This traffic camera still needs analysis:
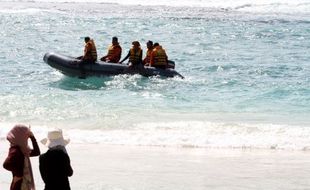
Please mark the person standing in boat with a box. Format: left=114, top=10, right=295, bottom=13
left=100, top=36, right=122, bottom=63
left=143, top=40, right=153, bottom=66
left=77, top=36, right=97, bottom=63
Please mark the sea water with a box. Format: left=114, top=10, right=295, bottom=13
left=0, top=0, right=310, bottom=150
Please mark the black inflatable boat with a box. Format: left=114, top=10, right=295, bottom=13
left=43, top=52, right=184, bottom=78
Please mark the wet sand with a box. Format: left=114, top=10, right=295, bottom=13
left=1, top=143, right=310, bottom=190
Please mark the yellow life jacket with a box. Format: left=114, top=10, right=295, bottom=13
left=153, top=46, right=167, bottom=66
left=129, top=48, right=142, bottom=64
left=90, top=39, right=97, bottom=61
left=87, top=39, right=97, bottom=61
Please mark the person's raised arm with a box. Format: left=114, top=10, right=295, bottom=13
left=29, top=130, right=40, bottom=157
left=119, top=51, right=130, bottom=64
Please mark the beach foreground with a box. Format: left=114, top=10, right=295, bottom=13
left=1, top=143, right=310, bottom=190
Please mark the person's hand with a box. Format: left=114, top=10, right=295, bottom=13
left=28, top=125, right=34, bottom=138
left=29, top=131, right=34, bottom=138
left=13, top=176, right=22, bottom=183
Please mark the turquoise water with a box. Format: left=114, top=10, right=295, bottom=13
left=0, top=1, right=310, bottom=149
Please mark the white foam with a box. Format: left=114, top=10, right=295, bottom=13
left=2, top=121, right=309, bottom=151
left=0, top=7, right=64, bottom=14
left=1, top=0, right=310, bottom=14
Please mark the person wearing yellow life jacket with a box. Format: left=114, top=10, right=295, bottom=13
left=143, top=40, right=153, bottom=66
left=100, top=36, right=122, bottom=63
left=150, top=43, right=168, bottom=69
left=81, top=37, right=97, bottom=63
left=119, top=41, right=143, bottom=66
left=76, top=37, right=97, bottom=78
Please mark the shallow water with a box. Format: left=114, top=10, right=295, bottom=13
left=0, top=1, right=310, bottom=150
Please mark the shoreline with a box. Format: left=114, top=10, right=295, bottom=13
left=1, top=143, right=310, bottom=190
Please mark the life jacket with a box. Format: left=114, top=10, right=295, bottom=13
left=152, top=46, right=167, bottom=66
left=129, top=48, right=142, bottom=64
left=90, top=39, right=97, bottom=61
left=107, top=43, right=122, bottom=62
left=84, top=39, right=97, bottom=61
left=144, top=48, right=153, bottom=64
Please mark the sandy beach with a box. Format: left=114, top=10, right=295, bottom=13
left=1, top=0, right=310, bottom=189
left=1, top=143, right=310, bottom=190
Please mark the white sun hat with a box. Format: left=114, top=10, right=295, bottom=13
left=41, top=128, right=70, bottom=148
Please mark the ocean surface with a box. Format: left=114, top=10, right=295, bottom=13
left=0, top=0, right=310, bottom=150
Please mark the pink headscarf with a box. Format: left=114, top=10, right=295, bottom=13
left=7, top=124, right=36, bottom=190
left=7, top=124, right=31, bottom=156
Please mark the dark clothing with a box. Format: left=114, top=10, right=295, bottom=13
left=39, top=149, right=73, bottom=190
left=153, top=65, right=167, bottom=69
left=76, top=56, right=96, bottom=64
left=3, top=136, right=40, bottom=190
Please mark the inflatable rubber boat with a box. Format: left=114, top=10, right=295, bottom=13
left=43, top=52, right=184, bottom=78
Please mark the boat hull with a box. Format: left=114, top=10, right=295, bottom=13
left=43, top=52, right=184, bottom=78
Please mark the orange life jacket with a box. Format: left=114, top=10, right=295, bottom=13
left=129, top=48, right=142, bottom=64
left=107, top=44, right=122, bottom=62
left=152, top=46, right=167, bottom=66
left=144, top=48, right=153, bottom=64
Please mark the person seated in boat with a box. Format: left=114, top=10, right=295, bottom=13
left=149, top=42, right=168, bottom=69
left=100, top=36, right=122, bottom=63
left=77, top=37, right=97, bottom=64
left=119, top=41, right=143, bottom=67
left=143, top=40, right=153, bottom=66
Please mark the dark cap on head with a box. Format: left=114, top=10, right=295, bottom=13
left=112, top=36, right=118, bottom=41
left=153, top=42, right=159, bottom=47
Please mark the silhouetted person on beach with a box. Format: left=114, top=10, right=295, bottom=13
left=3, top=124, right=40, bottom=190
left=39, top=128, right=73, bottom=190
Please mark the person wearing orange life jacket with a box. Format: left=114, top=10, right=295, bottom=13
left=80, top=36, right=97, bottom=63
left=119, top=41, right=143, bottom=66
left=100, top=36, right=122, bottom=63
left=143, top=40, right=153, bottom=66
left=150, top=43, right=168, bottom=69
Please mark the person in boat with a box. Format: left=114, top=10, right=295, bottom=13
left=149, top=42, right=168, bottom=69
left=119, top=41, right=143, bottom=67
left=143, top=40, right=153, bottom=66
left=100, top=36, right=122, bottom=63
left=76, top=37, right=97, bottom=77
left=77, top=36, right=97, bottom=64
